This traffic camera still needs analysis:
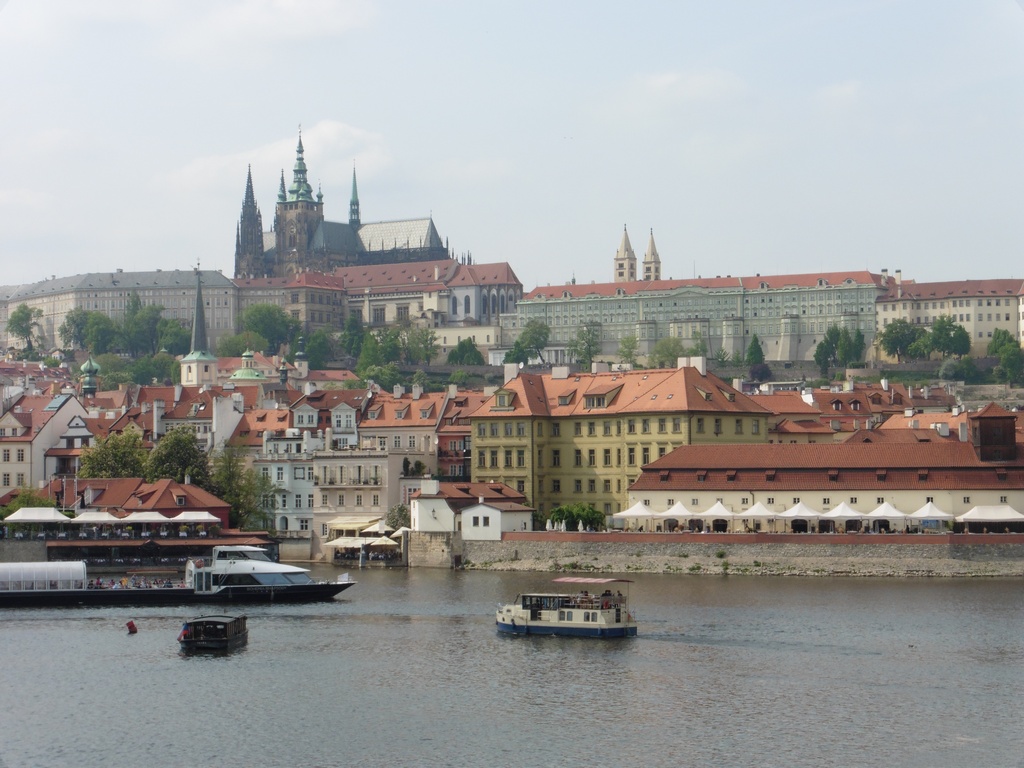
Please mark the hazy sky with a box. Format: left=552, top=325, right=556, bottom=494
left=1, top=1, right=1022, bottom=291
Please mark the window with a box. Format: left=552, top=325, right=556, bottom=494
left=408, top=436, right=416, bottom=449
left=372, top=494, right=379, bottom=506
left=587, top=479, right=596, bottom=492
left=696, top=417, right=704, bottom=434
left=517, top=422, right=526, bottom=436
left=642, top=419, right=650, bottom=434
left=482, top=516, right=490, bottom=527
left=658, top=418, right=666, bottom=433
left=603, top=421, right=612, bottom=436
left=735, top=419, right=743, bottom=435
left=574, top=422, right=582, bottom=436
left=516, top=449, right=525, bottom=467
left=552, top=479, right=561, bottom=493
left=575, top=450, right=582, bottom=467
left=276, top=467, right=284, bottom=481
left=15, top=449, right=24, bottom=462
left=551, top=423, right=561, bottom=437
left=295, top=494, right=302, bottom=508
left=587, top=449, right=595, bottom=466
left=714, top=418, right=722, bottom=435
left=575, top=480, right=582, bottom=493
left=338, top=494, right=345, bottom=506
left=628, top=447, right=636, bottom=465
left=603, top=449, right=611, bottom=466
left=588, top=422, right=596, bottom=436
left=603, top=479, right=611, bottom=492
left=672, top=417, right=681, bottom=433
left=355, top=494, right=363, bottom=506
left=293, top=467, right=305, bottom=480
left=504, top=450, right=513, bottom=468
left=752, top=420, right=760, bottom=435
left=642, top=447, right=650, bottom=464
left=1, top=450, right=9, bottom=462
left=627, top=419, right=636, bottom=434
left=516, top=480, right=525, bottom=493
left=477, top=424, right=486, bottom=437
left=321, top=493, right=328, bottom=506
left=552, top=450, right=561, bottom=467
left=490, top=450, right=498, bottom=468
left=1, top=473, right=8, bottom=486
left=478, top=451, right=485, bottom=468
left=963, top=496, right=971, bottom=504
left=504, top=423, right=513, bottom=437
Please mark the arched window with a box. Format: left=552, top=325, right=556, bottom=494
left=464, top=295, right=471, bottom=315
left=451, top=297, right=458, bottom=316
left=481, top=294, right=488, bottom=316
left=499, top=293, right=506, bottom=314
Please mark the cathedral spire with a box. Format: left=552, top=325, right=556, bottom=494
left=349, top=164, right=361, bottom=228
left=234, top=165, right=265, bottom=278
left=613, top=224, right=637, bottom=283
left=189, top=269, right=209, bottom=356
left=643, top=228, right=661, bottom=281
left=277, top=170, right=287, bottom=203
left=288, top=132, right=315, bottom=202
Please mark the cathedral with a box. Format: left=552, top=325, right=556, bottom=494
left=234, top=134, right=448, bottom=279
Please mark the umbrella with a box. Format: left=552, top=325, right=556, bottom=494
left=367, top=536, right=399, bottom=547
left=546, top=518, right=553, bottom=531
left=578, top=520, right=584, bottom=532
left=362, top=521, right=394, bottom=535
left=390, top=526, right=412, bottom=538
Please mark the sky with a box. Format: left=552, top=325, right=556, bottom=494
left=1, top=1, right=1023, bottom=292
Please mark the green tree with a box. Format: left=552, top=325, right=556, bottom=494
left=157, top=318, right=191, bottom=356
left=996, top=344, right=1024, bottom=386
left=340, top=314, right=365, bottom=358
left=503, top=340, right=530, bottom=365
left=878, top=318, right=927, bottom=362
left=517, top=319, right=550, bottom=363
left=403, top=327, right=438, bottom=364
left=745, top=333, right=765, bottom=366
left=2, top=486, right=59, bottom=517
left=360, top=363, right=401, bottom=391
left=304, top=328, right=337, bottom=369
left=690, top=330, right=708, bottom=358
left=211, top=446, right=277, bottom=529
left=241, top=303, right=300, bottom=354
left=356, top=333, right=384, bottom=372
left=567, top=322, right=601, bottom=368
left=217, top=331, right=270, bottom=358
left=84, top=313, right=119, bottom=354
left=79, top=431, right=148, bottom=478
left=549, top=502, right=604, bottom=531
left=449, top=369, right=469, bottom=385
left=58, top=308, right=91, bottom=350
left=376, top=327, right=404, bottom=363
left=813, top=326, right=842, bottom=376
left=447, top=337, right=485, bottom=366
left=929, top=315, right=971, bottom=358
left=146, top=425, right=211, bottom=489
left=712, top=346, right=730, bottom=364
left=649, top=336, right=685, bottom=368
left=385, top=503, right=411, bottom=530
left=988, top=328, right=1018, bottom=356
left=8, top=304, right=43, bottom=352
left=618, top=335, right=639, bottom=367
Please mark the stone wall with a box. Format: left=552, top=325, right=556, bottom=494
left=408, top=531, right=462, bottom=568
left=460, top=533, right=1024, bottom=577
left=0, top=541, right=49, bottom=563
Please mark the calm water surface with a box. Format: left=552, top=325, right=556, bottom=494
left=1, top=567, right=1022, bottom=768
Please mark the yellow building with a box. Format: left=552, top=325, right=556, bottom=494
left=469, top=360, right=770, bottom=515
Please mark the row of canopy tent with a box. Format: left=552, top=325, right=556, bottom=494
left=612, top=500, right=1024, bottom=525
left=4, top=507, right=221, bottom=525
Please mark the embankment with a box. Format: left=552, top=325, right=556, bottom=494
left=461, top=532, right=1024, bottom=577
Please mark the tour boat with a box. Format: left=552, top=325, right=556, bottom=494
left=495, top=576, right=638, bottom=637
left=178, top=614, right=248, bottom=651
left=0, top=545, right=355, bottom=607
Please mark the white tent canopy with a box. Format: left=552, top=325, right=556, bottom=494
left=362, top=522, right=394, bottom=535
left=322, top=537, right=366, bottom=549
left=737, top=503, right=776, bottom=520
left=909, top=502, right=955, bottom=521
left=69, top=510, right=122, bottom=524
left=4, top=507, right=71, bottom=523
left=779, top=502, right=820, bottom=519
left=702, top=501, right=735, bottom=519
left=613, top=501, right=657, bottom=519
left=661, top=501, right=694, bottom=519
left=866, top=502, right=906, bottom=520
left=820, top=503, right=864, bottom=520
left=168, top=511, right=220, bottom=523
left=367, top=535, right=399, bottom=547
left=956, top=505, right=1024, bottom=523
left=122, top=511, right=174, bottom=524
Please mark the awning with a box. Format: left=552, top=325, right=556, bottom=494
left=322, top=537, right=367, bottom=549
left=67, top=510, right=123, bottom=524
left=367, top=536, right=399, bottom=547
left=956, top=505, right=1024, bottom=523
left=122, top=511, right=174, bottom=524
left=167, top=511, right=220, bottom=523
left=4, top=507, right=72, bottom=523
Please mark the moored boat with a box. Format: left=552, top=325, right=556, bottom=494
left=178, top=614, right=248, bottom=651
left=496, top=576, right=638, bottom=637
left=0, top=545, right=355, bottom=607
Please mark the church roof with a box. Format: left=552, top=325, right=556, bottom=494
left=358, top=218, right=443, bottom=252
left=8, top=270, right=235, bottom=301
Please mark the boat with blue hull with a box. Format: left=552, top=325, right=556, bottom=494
left=496, top=577, right=637, bottom=637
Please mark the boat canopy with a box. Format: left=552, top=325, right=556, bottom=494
left=0, top=561, right=87, bottom=590
left=552, top=577, right=633, bottom=584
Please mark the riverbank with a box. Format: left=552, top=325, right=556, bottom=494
left=460, top=532, right=1024, bottom=577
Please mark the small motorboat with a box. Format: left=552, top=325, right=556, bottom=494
left=178, top=614, right=248, bottom=651
left=496, top=577, right=638, bottom=637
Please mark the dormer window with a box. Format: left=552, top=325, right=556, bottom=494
left=175, top=495, right=186, bottom=506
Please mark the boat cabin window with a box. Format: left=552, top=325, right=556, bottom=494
left=217, top=549, right=272, bottom=562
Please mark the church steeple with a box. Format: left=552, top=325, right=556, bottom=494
left=234, top=165, right=265, bottom=278
left=613, top=225, right=637, bottom=283
left=349, top=165, right=361, bottom=228
left=643, top=228, right=661, bottom=281
left=180, top=268, right=218, bottom=387
left=287, top=133, right=315, bottom=202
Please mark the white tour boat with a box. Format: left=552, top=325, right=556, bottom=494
left=496, top=576, right=637, bottom=637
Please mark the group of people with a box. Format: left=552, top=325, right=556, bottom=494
left=86, top=576, right=182, bottom=589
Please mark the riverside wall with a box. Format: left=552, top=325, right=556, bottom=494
left=458, top=532, right=1024, bottom=577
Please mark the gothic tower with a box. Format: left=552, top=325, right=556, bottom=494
left=349, top=166, right=361, bottom=228
left=234, top=165, right=265, bottom=278
left=180, top=270, right=218, bottom=388
left=613, top=225, right=637, bottom=282
left=273, top=132, right=326, bottom=276
left=642, top=229, right=661, bottom=281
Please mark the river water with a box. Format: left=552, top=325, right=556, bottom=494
left=1, top=567, right=1022, bottom=768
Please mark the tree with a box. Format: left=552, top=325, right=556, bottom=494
left=217, top=331, right=269, bottom=358
left=79, top=431, right=148, bottom=478
left=447, top=338, right=485, bottom=366
left=360, top=363, right=401, bottom=391
left=503, top=340, right=530, bottom=365
left=618, top=335, right=639, bottom=367
left=995, top=343, right=1024, bottom=386
left=712, top=346, right=730, bottom=364
left=988, top=328, right=1018, bottom=357
left=146, top=425, right=211, bottom=489
left=340, top=313, right=365, bottom=358
left=84, top=313, right=118, bottom=354
left=356, top=333, right=384, bottom=372
left=119, top=292, right=164, bottom=357
left=649, top=336, right=685, bottom=368
left=813, top=326, right=842, bottom=376
left=385, top=503, right=411, bottom=530
left=749, top=362, right=772, bottom=382
left=517, top=320, right=550, bottom=363
left=690, top=330, right=708, bottom=358
left=745, top=333, right=765, bottom=366
left=403, top=327, right=438, bottom=364
left=8, top=304, right=43, bottom=352
left=211, top=446, right=277, bottom=529
left=58, top=308, right=91, bottom=350
left=567, top=323, right=600, bottom=368
left=878, top=319, right=927, bottom=363
left=157, top=318, right=191, bottom=356
left=929, top=315, right=971, bottom=358
left=549, top=502, right=604, bottom=532
left=449, top=369, right=470, bottom=385
left=2, top=486, right=59, bottom=517
left=241, top=303, right=300, bottom=354
left=304, top=328, right=337, bottom=369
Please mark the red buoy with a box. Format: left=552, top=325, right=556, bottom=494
left=126, top=620, right=137, bottom=634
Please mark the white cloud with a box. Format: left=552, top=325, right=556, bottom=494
left=815, top=79, right=864, bottom=114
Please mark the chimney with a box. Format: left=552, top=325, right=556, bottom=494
left=412, top=384, right=423, bottom=400
left=959, top=423, right=969, bottom=442
left=393, top=384, right=405, bottom=398
left=153, top=399, right=164, bottom=437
